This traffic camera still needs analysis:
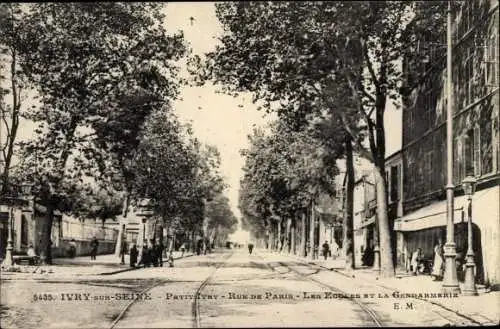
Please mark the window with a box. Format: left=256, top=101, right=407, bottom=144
left=485, top=23, right=499, bottom=87
left=462, top=47, right=474, bottom=108
left=474, top=126, right=481, bottom=176
left=464, top=130, right=474, bottom=176
left=390, top=165, right=400, bottom=203
left=464, top=127, right=482, bottom=178
left=424, top=151, right=434, bottom=190
left=454, top=137, right=463, bottom=183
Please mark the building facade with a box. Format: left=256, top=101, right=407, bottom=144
left=396, top=0, right=499, bottom=285
left=353, top=172, right=377, bottom=267
left=0, top=201, right=118, bottom=260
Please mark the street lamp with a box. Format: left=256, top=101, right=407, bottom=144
left=1, top=182, right=33, bottom=267
left=442, top=1, right=460, bottom=293
left=462, top=176, right=477, bottom=296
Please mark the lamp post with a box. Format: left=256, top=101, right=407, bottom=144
left=1, top=182, right=33, bottom=267
left=462, top=176, right=477, bottom=296
left=442, top=0, right=460, bottom=293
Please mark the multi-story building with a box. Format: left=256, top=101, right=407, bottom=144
left=395, top=0, right=499, bottom=285
left=353, top=171, right=376, bottom=267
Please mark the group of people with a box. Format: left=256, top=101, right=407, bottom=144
left=127, top=239, right=165, bottom=268
left=409, top=239, right=444, bottom=281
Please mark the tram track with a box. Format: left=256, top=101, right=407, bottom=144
left=266, top=252, right=483, bottom=327
left=107, top=250, right=233, bottom=329
left=192, top=251, right=234, bottom=328
left=253, top=253, right=383, bottom=327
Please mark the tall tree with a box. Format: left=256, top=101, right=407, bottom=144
left=239, top=120, right=339, bottom=254
left=0, top=3, right=32, bottom=195
left=192, top=1, right=451, bottom=277
left=15, top=3, right=186, bottom=264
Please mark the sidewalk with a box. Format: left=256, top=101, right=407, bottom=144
left=0, top=251, right=194, bottom=280
left=280, top=251, right=499, bottom=325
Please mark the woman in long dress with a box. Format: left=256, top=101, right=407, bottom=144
left=431, top=239, right=444, bottom=281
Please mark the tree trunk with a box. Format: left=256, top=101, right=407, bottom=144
left=343, top=137, right=355, bottom=270
left=39, top=203, right=55, bottom=265
left=374, top=166, right=395, bottom=277
left=300, top=211, right=307, bottom=257
left=277, top=219, right=282, bottom=252
left=191, top=230, right=196, bottom=252
left=309, top=202, right=316, bottom=259
left=285, top=217, right=292, bottom=253
left=291, top=218, right=296, bottom=255
left=267, top=222, right=273, bottom=251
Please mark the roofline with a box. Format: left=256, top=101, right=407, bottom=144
left=385, top=149, right=402, bottom=162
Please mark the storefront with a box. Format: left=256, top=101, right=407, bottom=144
left=395, top=185, right=499, bottom=285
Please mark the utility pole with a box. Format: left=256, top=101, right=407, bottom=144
left=442, top=0, right=460, bottom=293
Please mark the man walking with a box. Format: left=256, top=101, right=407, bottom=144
left=90, top=236, right=99, bottom=260
left=322, top=240, right=330, bottom=261
left=248, top=243, right=254, bottom=254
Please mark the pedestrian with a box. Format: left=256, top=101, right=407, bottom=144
left=27, top=243, right=36, bottom=257
left=119, top=239, right=127, bottom=265
left=411, top=248, right=422, bottom=275
left=142, top=244, right=151, bottom=268
left=180, top=242, right=186, bottom=257
left=248, top=242, right=254, bottom=254
left=362, top=244, right=374, bottom=267
left=90, top=236, right=99, bottom=260
left=331, top=240, right=340, bottom=259
left=155, top=239, right=164, bottom=267
left=431, top=238, right=444, bottom=281
left=197, top=238, right=203, bottom=255
left=322, top=240, right=330, bottom=260
left=130, top=244, right=138, bottom=267
left=68, top=239, right=77, bottom=258
left=149, top=239, right=158, bottom=267
left=47, top=239, right=53, bottom=264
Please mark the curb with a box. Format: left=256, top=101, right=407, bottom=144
left=98, top=253, right=195, bottom=275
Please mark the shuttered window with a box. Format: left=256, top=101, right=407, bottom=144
left=474, top=126, right=481, bottom=177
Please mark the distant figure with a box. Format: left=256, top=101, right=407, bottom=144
left=330, top=240, right=340, bottom=258
left=47, top=239, right=53, bottom=264
left=155, top=239, right=164, bottom=267
left=27, top=243, right=36, bottom=257
left=180, top=243, right=186, bottom=257
left=197, top=239, right=203, bottom=255
left=90, top=236, right=99, bottom=260
left=149, top=240, right=158, bottom=267
left=411, top=248, right=422, bottom=275
left=119, top=240, right=127, bottom=265
left=431, top=239, right=444, bottom=281
left=362, top=244, right=374, bottom=267
left=130, top=244, right=138, bottom=267
left=68, top=239, right=77, bottom=258
left=248, top=243, right=254, bottom=254
left=142, top=245, right=151, bottom=268
left=322, top=240, right=330, bottom=260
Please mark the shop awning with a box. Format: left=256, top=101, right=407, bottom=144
left=394, top=195, right=468, bottom=232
